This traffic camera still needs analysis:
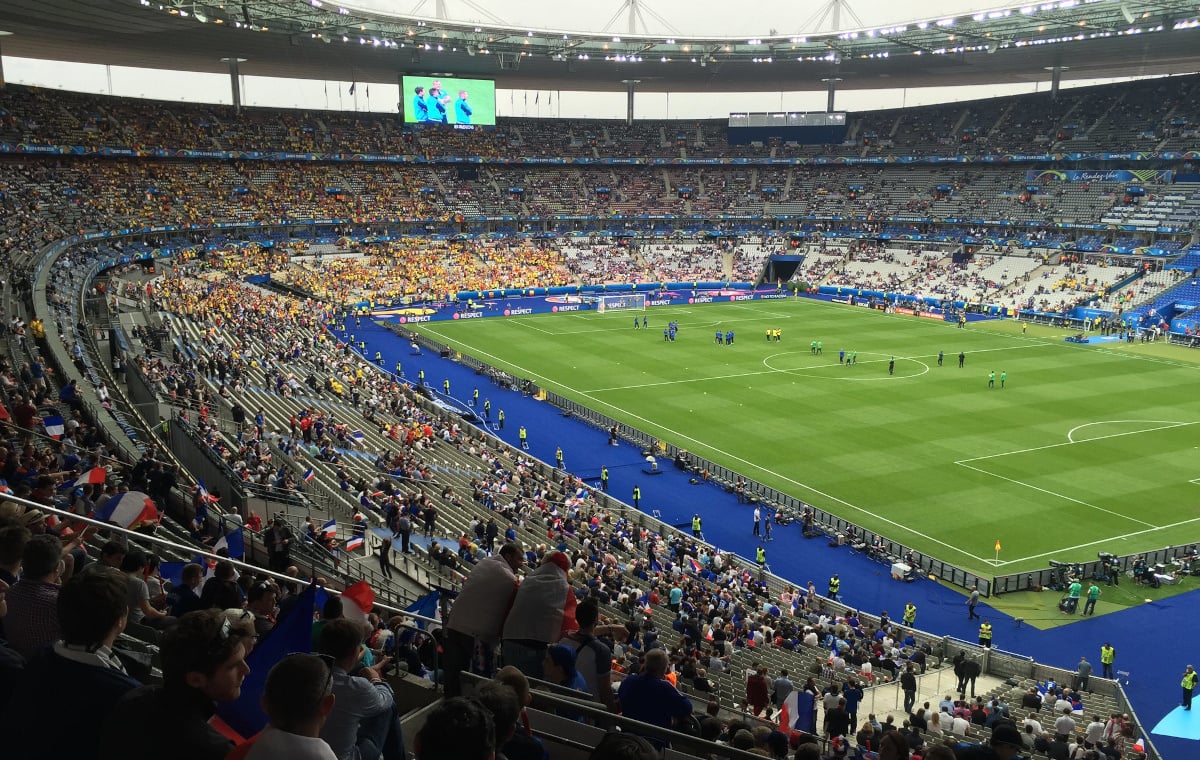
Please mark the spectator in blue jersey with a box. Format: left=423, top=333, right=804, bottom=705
left=411, top=87, right=429, bottom=121
left=455, top=91, right=473, bottom=124
left=544, top=644, right=589, bottom=693
left=617, top=648, right=693, bottom=735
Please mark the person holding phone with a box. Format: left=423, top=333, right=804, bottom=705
left=318, top=618, right=404, bottom=760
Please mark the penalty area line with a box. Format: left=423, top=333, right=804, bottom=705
left=955, top=461, right=1157, bottom=529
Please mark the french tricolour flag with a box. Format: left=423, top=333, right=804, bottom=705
left=340, top=580, right=375, bottom=625
left=321, top=519, right=337, bottom=536
left=95, top=491, right=160, bottom=529
left=195, top=480, right=220, bottom=504
left=344, top=536, right=364, bottom=552
left=43, top=415, right=65, bottom=440
left=74, top=467, right=107, bottom=487
left=303, top=467, right=316, bottom=482
left=214, top=528, right=245, bottom=559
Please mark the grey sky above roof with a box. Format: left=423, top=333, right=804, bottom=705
left=347, top=0, right=1005, bottom=37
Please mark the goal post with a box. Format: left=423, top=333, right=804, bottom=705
left=596, top=293, right=646, bottom=313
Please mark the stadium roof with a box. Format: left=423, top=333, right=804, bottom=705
left=1, top=0, right=1199, bottom=93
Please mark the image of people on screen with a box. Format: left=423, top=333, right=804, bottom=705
left=455, top=90, right=473, bottom=124
left=412, top=86, right=429, bottom=122
left=426, top=81, right=450, bottom=123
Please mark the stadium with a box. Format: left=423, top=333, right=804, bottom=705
left=0, top=0, right=1198, bottom=758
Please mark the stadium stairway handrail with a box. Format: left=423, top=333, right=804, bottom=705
left=8, top=491, right=441, bottom=629
left=456, top=671, right=796, bottom=760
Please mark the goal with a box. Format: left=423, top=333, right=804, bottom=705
left=596, top=293, right=646, bottom=313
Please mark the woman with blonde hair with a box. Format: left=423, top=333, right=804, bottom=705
left=928, top=709, right=944, bottom=737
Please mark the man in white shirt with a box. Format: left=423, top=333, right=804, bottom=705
left=247, top=654, right=338, bottom=760
left=1084, top=715, right=1106, bottom=747
left=951, top=713, right=971, bottom=736
left=1054, top=707, right=1077, bottom=740
left=1022, top=715, right=1044, bottom=737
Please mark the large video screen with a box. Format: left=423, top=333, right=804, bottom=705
left=401, top=76, right=496, bottom=126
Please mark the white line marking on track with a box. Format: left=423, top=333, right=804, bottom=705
left=418, top=324, right=996, bottom=565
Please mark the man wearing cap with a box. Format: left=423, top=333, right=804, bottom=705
left=100, top=609, right=253, bottom=760
left=1183, top=664, right=1197, bottom=710
left=543, top=643, right=589, bottom=693
left=243, top=654, right=338, bottom=760
left=953, top=721, right=1025, bottom=759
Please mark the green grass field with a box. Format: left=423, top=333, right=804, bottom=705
left=411, top=298, right=1200, bottom=579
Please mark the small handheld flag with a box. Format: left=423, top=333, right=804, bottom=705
left=195, top=480, right=220, bottom=504
left=303, top=467, right=316, bottom=482
left=321, top=519, right=337, bottom=536
left=341, top=580, right=375, bottom=624
left=404, top=589, right=441, bottom=629
left=214, top=528, right=245, bottom=559
left=95, top=491, right=160, bottom=529
left=43, top=414, right=65, bottom=440
left=74, top=467, right=107, bottom=487
left=344, top=536, right=364, bottom=552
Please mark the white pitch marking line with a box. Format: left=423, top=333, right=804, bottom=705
left=956, top=461, right=1158, bottom=528
left=729, top=303, right=796, bottom=319
left=583, top=343, right=1038, bottom=393
left=507, top=319, right=555, bottom=335
left=418, top=324, right=995, bottom=565
left=955, top=421, right=1198, bottom=464
left=993, top=516, right=1200, bottom=566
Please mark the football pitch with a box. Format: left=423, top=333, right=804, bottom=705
left=411, top=298, right=1200, bottom=578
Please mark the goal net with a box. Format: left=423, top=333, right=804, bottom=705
left=596, top=293, right=646, bottom=313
